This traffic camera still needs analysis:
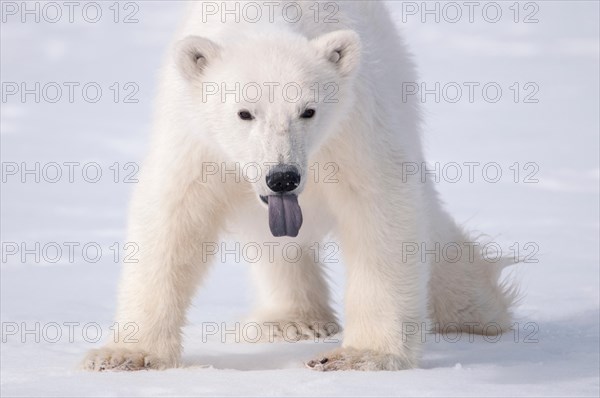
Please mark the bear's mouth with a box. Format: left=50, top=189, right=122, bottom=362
left=259, top=194, right=303, bottom=238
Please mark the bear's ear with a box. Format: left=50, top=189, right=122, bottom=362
left=311, top=30, right=361, bottom=78
left=175, top=35, right=221, bottom=81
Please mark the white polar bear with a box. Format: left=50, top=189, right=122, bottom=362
left=83, top=0, right=517, bottom=372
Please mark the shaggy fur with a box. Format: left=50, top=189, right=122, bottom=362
left=83, top=1, right=517, bottom=372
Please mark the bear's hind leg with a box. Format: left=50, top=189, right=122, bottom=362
left=247, top=241, right=340, bottom=343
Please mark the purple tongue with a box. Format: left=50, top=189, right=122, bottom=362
left=268, top=195, right=303, bottom=237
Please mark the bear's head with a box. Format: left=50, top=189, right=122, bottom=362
left=175, top=30, right=361, bottom=237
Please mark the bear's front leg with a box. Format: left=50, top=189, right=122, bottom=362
left=307, top=164, right=428, bottom=371
left=82, top=150, right=231, bottom=371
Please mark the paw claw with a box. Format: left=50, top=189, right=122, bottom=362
left=307, top=348, right=413, bottom=371
left=249, top=319, right=340, bottom=342
left=305, top=357, right=329, bottom=371
left=82, top=347, right=169, bottom=372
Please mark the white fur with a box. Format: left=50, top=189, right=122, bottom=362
left=82, top=1, right=517, bottom=372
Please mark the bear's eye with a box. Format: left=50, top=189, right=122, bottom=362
left=300, top=109, right=316, bottom=119
left=238, top=110, right=254, bottom=121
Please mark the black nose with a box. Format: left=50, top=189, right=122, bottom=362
left=266, top=166, right=301, bottom=193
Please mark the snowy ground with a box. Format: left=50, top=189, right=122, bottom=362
left=1, top=1, right=598, bottom=396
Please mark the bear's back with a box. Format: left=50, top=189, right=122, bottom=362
left=176, top=1, right=388, bottom=44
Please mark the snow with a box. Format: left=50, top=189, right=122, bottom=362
left=1, top=1, right=598, bottom=396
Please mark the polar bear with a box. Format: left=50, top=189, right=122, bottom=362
left=83, top=0, right=517, bottom=371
